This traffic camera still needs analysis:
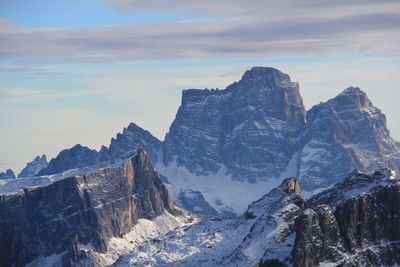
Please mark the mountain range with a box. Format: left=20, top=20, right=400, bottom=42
left=0, top=148, right=399, bottom=266
left=0, top=67, right=399, bottom=266
left=6, top=66, right=396, bottom=216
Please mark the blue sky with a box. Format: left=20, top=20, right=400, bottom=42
left=1, top=0, right=400, bottom=174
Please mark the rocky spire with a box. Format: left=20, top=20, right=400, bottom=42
left=18, top=155, right=48, bottom=178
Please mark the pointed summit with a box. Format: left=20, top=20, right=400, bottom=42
left=108, top=122, right=161, bottom=161
left=336, top=86, right=372, bottom=108
left=18, top=154, right=49, bottom=177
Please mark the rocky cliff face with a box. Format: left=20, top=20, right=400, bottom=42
left=18, top=155, right=48, bottom=177
left=163, top=67, right=306, bottom=181
left=292, top=169, right=400, bottom=266
left=158, top=74, right=399, bottom=215
left=297, top=87, right=400, bottom=190
left=113, top=168, right=400, bottom=267
left=38, top=122, right=161, bottom=176
left=0, top=148, right=176, bottom=267
left=0, top=169, right=15, bottom=179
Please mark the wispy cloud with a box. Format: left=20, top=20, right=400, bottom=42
left=0, top=87, right=51, bottom=97
left=0, top=1, right=399, bottom=65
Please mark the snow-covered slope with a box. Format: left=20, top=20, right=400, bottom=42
left=0, top=151, right=137, bottom=195
left=111, top=168, right=400, bottom=267
left=307, top=168, right=398, bottom=210
left=114, top=177, right=304, bottom=267
left=0, top=148, right=181, bottom=267
left=155, top=159, right=283, bottom=216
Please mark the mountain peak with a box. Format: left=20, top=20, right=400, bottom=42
left=334, top=86, right=372, bottom=108
left=18, top=154, right=49, bottom=178
left=245, top=66, right=285, bottom=76
left=339, top=86, right=363, bottom=95
left=231, top=66, right=292, bottom=91
left=281, top=177, right=303, bottom=197
left=0, top=169, right=15, bottom=179
left=246, top=177, right=304, bottom=218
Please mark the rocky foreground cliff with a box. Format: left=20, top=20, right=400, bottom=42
left=113, top=168, right=400, bottom=267
left=0, top=149, right=191, bottom=267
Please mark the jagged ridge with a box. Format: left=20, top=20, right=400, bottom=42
left=0, top=148, right=177, bottom=267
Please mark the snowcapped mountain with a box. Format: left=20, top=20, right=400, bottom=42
left=0, top=169, right=15, bottom=179
left=114, top=177, right=304, bottom=266
left=18, top=154, right=48, bottom=177
left=163, top=67, right=306, bottom=181
left=1, top=145, right=399, bottom=266
left=297, top=87, right=400, bottom=190
left=110, top=168, right=400, bottom=267
left=5, top=67, right=398, bottom=217
left=0, top=148, right=191, bottom=267
left=103, top=122, right=162, bottom=163
left=156, top=68, right=399, bottom=216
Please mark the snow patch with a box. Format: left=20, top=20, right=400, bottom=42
left=155, top=159, right=282, bottom=215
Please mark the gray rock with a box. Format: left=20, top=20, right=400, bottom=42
left=37, top=144, right=101, bottom=176
left=107, top=168, right=400, bottom=266
left=0, top=169, right=15, bottom=179
left=18, top=155, right=48, bottom=178
left=292, top=205, right=346, bottom=267
left=0, top=148, right=176, bottom=267
left=297, top=87, right=400, bottom=190
left=293, top=169, right=400, bottom=266
left=163, top=66, right=306, bottom=181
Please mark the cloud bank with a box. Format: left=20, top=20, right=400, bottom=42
left=0, top=0, right=399, bottom=65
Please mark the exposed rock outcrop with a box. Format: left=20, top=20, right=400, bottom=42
left=112, top=168, right=400, bottom=267
left=297, top=87, right=400, bottom=190
left=293, top=169, right=400, bottom=266
left=163, top=67, right=306, bottom=181
left=158, top=68, right=399, bottom=215
left=0, top=148, right=176, bottom=267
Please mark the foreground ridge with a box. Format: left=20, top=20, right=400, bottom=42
left=113, top=168, right=400, bottom=267
left=0, top=148, right=190, bottom=267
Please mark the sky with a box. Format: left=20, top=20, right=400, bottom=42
left=0, top=0, right=400, bottom=174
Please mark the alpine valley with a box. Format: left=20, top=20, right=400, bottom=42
left=0, top=67, right=399, bottom=267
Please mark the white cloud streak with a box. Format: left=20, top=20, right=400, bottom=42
left=0, top=1, right=399, bottom=65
